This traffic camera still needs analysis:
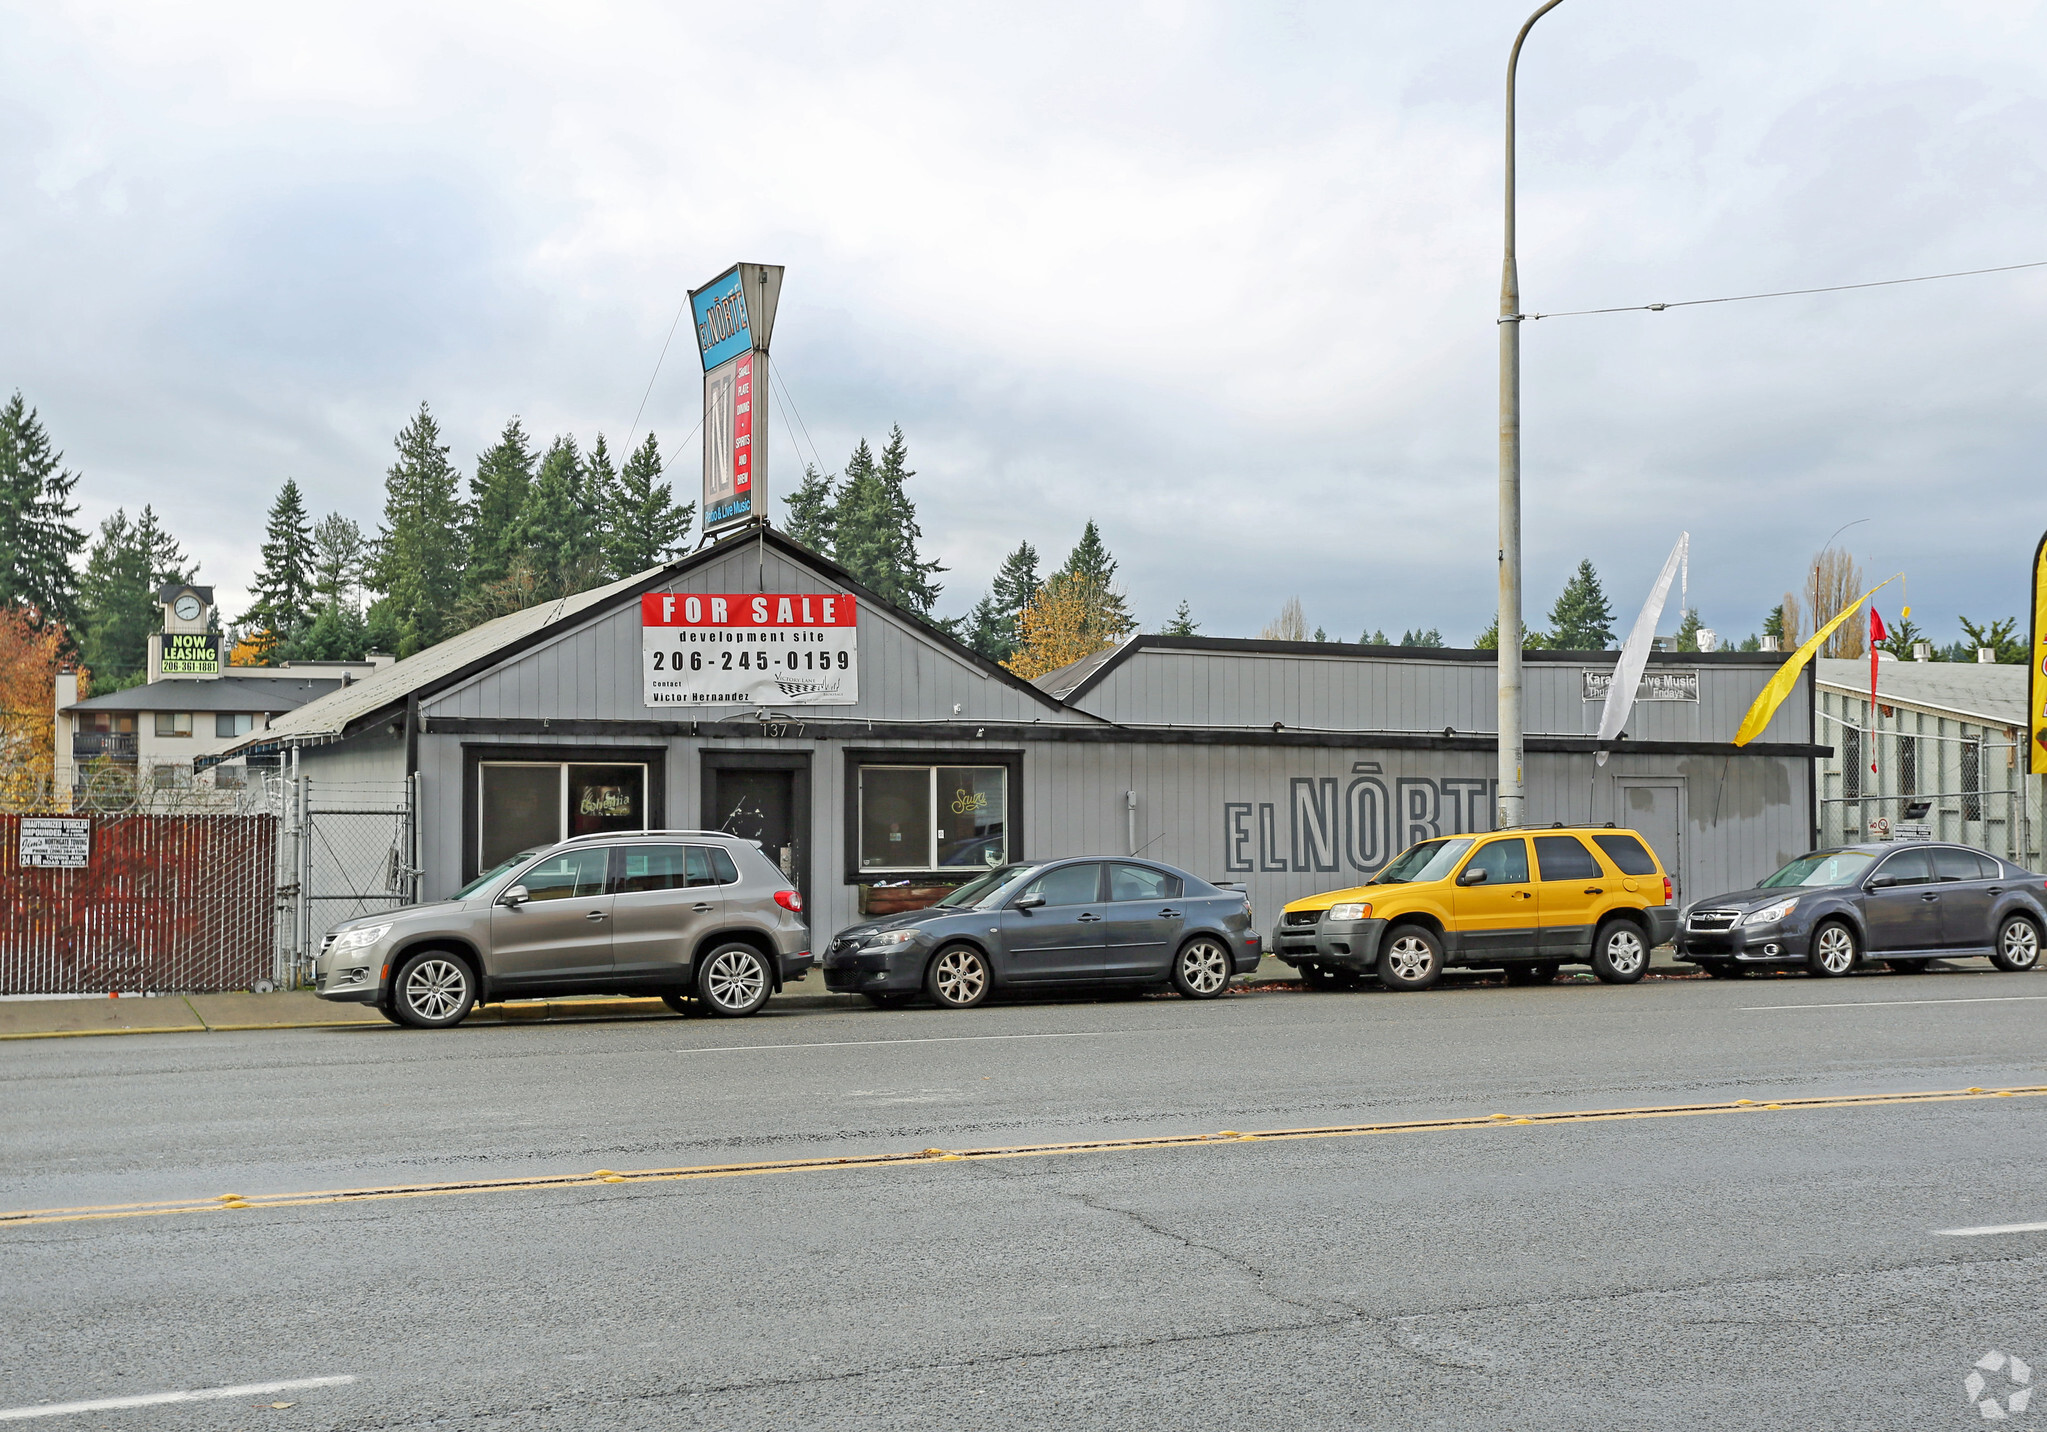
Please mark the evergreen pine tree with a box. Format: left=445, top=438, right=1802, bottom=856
left=1051, top=520, right=1136, bottom=642
left=1546, top=559, right=1615, bottom=650
left=464, top=418, right=536, bottom=600
left=831, top=429, right=944, bottom=614
left=0, top=392, right=86, bottom=627
left=1475, top=615, right=1548, bottom=650
left=1359, top=628, right=1389, bottom=645
left=76, top=505, right=194, bottom=687
left=367, top=403, right=467, bottom=657
left=510, top=434, right=607, bottom=602
left=1673, top=608, right=1704, bottom=652
left=301, top=513, right=370, bottom=661
left=238, top=479, right=317, bottom=661
left=781, top=464, right=838, bottom=554
left=601, top=432, right=693, bottom=576
left=1161, top=600, right=1199, bottom=636
left=1400, top=628, right=1445, bottom=648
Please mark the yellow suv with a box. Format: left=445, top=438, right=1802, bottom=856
left=1273, top=825, right=1679, bottom=991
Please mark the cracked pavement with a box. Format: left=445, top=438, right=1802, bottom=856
left=3, top=968, right=2045, bottom=1427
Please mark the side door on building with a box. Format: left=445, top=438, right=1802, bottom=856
left=488, top=846, right=614, bottom=992
left=609, top=843, right=727, bottom=987
left=1531, top=834, right=1607, bottom=959
left=997, top=862, right=1108, bottom=984
left=1859, top=847, right=1943, bottom=953
left=1099, top=862, right=1186, bottom=979
left=1451, top=836, right=1537, bottom=960
left=1930, top=845, right=2001, bottom=954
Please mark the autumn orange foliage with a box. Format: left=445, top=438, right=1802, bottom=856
left=0, top=607, right=69, bottom=808
left=1004, top=581, right=1110, bottom=681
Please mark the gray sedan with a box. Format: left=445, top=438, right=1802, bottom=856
left=1675, top=842, right=2046, bottom=978
left=822, top=858, right=1261, bottom=1008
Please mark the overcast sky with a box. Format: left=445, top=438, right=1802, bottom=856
left=5, top=1, right=2044, bottom=647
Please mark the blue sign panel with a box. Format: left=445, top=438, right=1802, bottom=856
left=691, top=267, right=752, bottom=371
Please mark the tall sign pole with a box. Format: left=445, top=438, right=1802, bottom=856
left=1496, top=0, right=1564, bottom=831
left=690, top=262, right=785, bottom=537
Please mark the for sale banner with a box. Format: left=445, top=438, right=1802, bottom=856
left=642, top=591, right=858, bottom=707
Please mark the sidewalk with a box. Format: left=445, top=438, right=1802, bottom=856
left=0, top=951, right=1699, bottom=1042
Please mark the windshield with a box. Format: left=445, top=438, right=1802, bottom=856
left=1757, top=850, right=1877, bottom=889
left=1372, top=838, right=1475, bottom=886
left=934, top=863, right=1037, bottom=909
left=453, top=849, right=543, bottom=901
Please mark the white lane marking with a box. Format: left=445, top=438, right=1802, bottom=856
left=1936, top=1220, right=2047, bottom=1237
left=1744, top=995, right=2047, bottom=1012
left=674, top=1028, right=1197, bottom=1055
left=0, top=1376, right=355, bottom=1421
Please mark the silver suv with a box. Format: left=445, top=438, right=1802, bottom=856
left=312, top=830, right=812, bottom=1028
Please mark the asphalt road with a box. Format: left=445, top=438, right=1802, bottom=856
left=4, top=964, right=2046, bottom=1429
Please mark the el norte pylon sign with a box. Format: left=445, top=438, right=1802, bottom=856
left=689, top=263, right=784, bottom=535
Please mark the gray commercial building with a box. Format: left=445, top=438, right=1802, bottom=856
left=224, top=529, right=1823, bottom=949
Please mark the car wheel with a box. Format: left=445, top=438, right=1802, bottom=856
left=695, top=944, right=772, bottom=1017
left=1171, top=937, right=1232, bottom=999
left=1885, top=959, right=1929, bottom=975
left=390, top=950, right=477, bottom=1029
left=1700, top=961, right=1746, bottom=979
left=1376, top=926, right=1443, bottom=991
left=660, top=993, right=692, bottom=1015
left=1991, top=916, right=2042, bottom=973
left=1503, top=961, right=1559, bottom=985
left=1806, top=921, right=1858, bottom=978
left=1591, top=921, right=1650, bottom=984
left=863, top=991, right=915, bottom=1008
left=925, top=944, right=992, bottom=1009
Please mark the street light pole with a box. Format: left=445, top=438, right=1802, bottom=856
left=1497, top=0, right=1565, bottom=831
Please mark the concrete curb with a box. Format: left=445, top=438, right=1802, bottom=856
left=0, top=951, right=1709, bottom=1041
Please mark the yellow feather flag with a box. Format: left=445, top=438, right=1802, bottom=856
left=1733, top=575, right=1899, bottom=746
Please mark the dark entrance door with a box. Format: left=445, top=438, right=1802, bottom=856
left=702, top=752, right=811, bottom=908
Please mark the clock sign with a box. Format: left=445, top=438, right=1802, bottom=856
left=173, top=594, right=202, bottom=623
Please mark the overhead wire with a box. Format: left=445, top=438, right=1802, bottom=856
left=1505, top=258, right=2047, bottom=324
left=622, top=290, right=696, bottom=456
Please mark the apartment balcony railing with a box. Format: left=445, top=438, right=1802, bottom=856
left=73, top=732, right=139, bottom=759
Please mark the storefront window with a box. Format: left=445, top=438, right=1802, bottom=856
left=857, top=765, right=1007, bottom=871
left=479, top=762, right=647, bottom=870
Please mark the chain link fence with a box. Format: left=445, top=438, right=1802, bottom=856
left=277, top=775, right=419, bottom=989
left=1817, top=709, right=2044, bottom=867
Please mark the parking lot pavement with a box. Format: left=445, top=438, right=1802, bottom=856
left=2, top=965, right=2041, bottom=1429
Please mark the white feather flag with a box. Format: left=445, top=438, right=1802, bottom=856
left=1596, top=532, right=1690, bottom=766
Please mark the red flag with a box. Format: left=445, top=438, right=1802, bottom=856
left=1869, top=608, right=1888, bottom=774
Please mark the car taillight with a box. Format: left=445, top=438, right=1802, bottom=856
left=774, top=889, right=803, bottom=913
left=1663, top=875, right=1673, bottom=904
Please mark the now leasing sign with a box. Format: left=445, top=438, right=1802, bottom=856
left=642, top=592, right=859, bottom=708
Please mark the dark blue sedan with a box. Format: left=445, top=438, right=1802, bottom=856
left=1676, top=842, right=2046, bottom=978
left=822, top=858, right=1261, bottom=1009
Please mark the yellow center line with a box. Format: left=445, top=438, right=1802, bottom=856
left=8, top=1085, right=2041, bottom=1228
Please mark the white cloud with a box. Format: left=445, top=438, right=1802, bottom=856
left=2, top=0, right=2043, bottom=648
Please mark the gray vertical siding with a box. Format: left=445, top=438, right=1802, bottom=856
left=429, top=543, right=1089, bottom=728
left=1067, top=648, right=1810, bottom=747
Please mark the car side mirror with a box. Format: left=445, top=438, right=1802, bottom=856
left=500, top=884, right=531, bottom=907
left=1864, top=876, right=1896, bottom=891
left=1457, top=867, right=1489, bottom=886
left=1013, top=892, right=1046, bottom=911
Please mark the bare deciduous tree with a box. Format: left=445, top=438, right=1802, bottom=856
left=1804, top=548, right=1864, bottom=658
left=1260, top=596, right=1309, bottom=642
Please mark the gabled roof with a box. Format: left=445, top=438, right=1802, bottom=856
left=219, top=527, right=1074, bottom=760
left=1815, top=657, right=2027, bottom=727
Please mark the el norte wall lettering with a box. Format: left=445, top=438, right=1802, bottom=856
left=1221, top=763, right=1498, bottom=875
